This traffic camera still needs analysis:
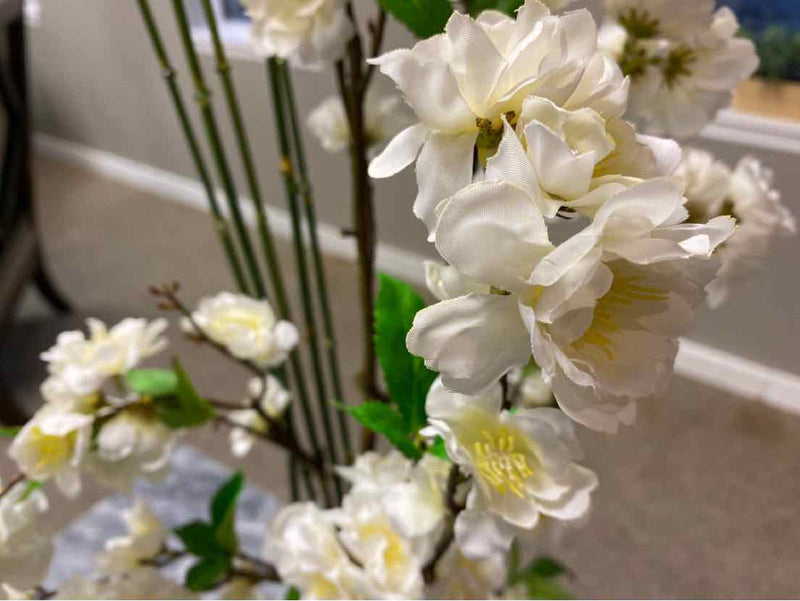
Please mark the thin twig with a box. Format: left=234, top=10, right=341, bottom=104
left=0, top=473, right=25, bottom=501
left=422, top=466, right=465, bottom=584
left=364, top=9, right=387, bottom=88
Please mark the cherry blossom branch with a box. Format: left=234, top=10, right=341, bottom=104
left=0, top=472, right=25, bottom=501
left=422, top=466, right=467, bottom=584
left=150, top=283, right=264, bottom=378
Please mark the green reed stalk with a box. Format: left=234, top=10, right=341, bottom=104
left=277, top=63, right=354, bottom=462
left=266, top=57, right=344, bottom=499
left=170, top=0, right=266, bottom=298
left=135, top=0, right=248, bottom=294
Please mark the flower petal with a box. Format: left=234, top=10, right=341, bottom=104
left=368, top=123, right=429, bottom=179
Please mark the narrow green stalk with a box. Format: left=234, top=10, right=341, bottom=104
left=266, top=57, right=343, bottom=499
left=135, top=0, right=249, bottom=294
left=170, top=0, right=266, bottom=298
left=278, top=63, right=353, bottom=462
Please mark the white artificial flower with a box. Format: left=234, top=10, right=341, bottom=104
left=263, top=503, right=373, bottom=599
left=427, top=544, right=507, bottom=600
left=96, top=500, right=167, bottom=575
left=334, top=487, right=429, bottom=599
left=409, top=177, right=734, bottom=431
left=674, top=147, right=733, bottom=221
left=337, top=451, right=450, bottom=541
left=605, top=3, right=758, bottom=139
left=242, top=0, right=352, bottom=69
left=508, top=364, right=554, bottom=408
left=369, top=0, right=629, bottom=238
left=307, top=89, right=411, bottom=154
left=88, top=408, right=176, bottom=491
left=604, top=0, right=716, bottom=40
left=228, top=376, right=291, bottom=458
left=706, top=156, right=797, bottom=308
left=55, top=567, right=194, bottom=600
left=182, top=293, right=299, bottom=368
left=539, top=0, right=575, bottom=12
left=424, top=378, right=597, bottom=559
left=40, top=318, right=168, bottom=397
left=0, top=478, right=49, bottom=559
left=425, top=261, right=489, bottom=302
left=8, top=407, right=92, bottom=497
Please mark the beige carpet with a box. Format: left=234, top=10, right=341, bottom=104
left=1, top=157, right=799, bottom=598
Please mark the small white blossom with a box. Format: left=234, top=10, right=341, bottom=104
left=182, top=293, right=298, bottom=368
left=0, top=479, right=49, bottom=559
left=427, top=544, right=507, bottom=599
left=337, top=451, right=450, bottom=541
left=508, top=364, right=554, bottom=408
left=307, top=89, right=411, bottom=154
left=674, top=147, right=733, bottom=221
left=603, top=2, right=758, bottom=139
left=228, top=376, right=291, bottom=458
left=264, top=503, right=374, bottom=600
left=96, top=500, right=167, bottom=575
left=369, top=0, right=628, bottom=238
left=88, top=408, right=176, bottom=491
left=8, top=407, right=93, bottom=497
left=40, top=318, right=168, bottom=397
left=424, top=378, right=597, bottom=559
left=241, top=0, right=352, bottom=69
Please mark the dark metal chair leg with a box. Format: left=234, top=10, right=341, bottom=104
left=33, top=256, right=71, bottom=313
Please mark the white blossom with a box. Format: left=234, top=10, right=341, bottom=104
left=241, top=0, right=352, bottom=69
left=427, top=544, right=507, bottom=599
left=408, top=176, right=734, bottom=431
left=0, top=479, right=49, bottom=559
left=40, top=318, right=168, bottom=397
left=337, top=451, right=450, bottom=541
left=675, top=150, right=797, bottom=308
left=369, top=0, right=628, bottom=238
left=8, top=407, right=92, bottom=497
left=88, top=408, right=176, bottom=491
left=602, top=3, right=758, bottom=139
left=263, top=503, right=374, bottom=599
left=182, top=293, right=298, bottom=368
left=228, top=376, right=291, bottom=458
left=307, top=90, right=411, bottom=154
left=424, top=378, right=597, bottom=559
left=96, top=500, right=167, bottom=575
left=508, top=364, right=554, bottom=408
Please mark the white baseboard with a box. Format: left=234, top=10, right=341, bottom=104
left=34, top=133, right=800, bottom=417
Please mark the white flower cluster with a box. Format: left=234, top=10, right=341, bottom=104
left=0, top=477, right=50, bottom=574
left=370, top=0, right=733, bottom=434
left=675, top=148, right=797, bottom=307
left=241, top=0, right=352, bottom=69
left=599, top=0, right=758, bottom=139
left=8, top=318, right=172, bottom=497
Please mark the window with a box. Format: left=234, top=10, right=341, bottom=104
left=189, top=0, right=256, bottom=61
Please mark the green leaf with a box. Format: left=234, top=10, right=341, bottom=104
left=19, top=480, right=42, bottom=501
left=374, top=274, right=437, bottom=432
left=174, top=521, right=223, bottom=558
left=126, top=368, right=178, bottom=397
left=185, top=555, right=231, bottom=592
left=339, top=402, right=422, bottom=460
left=153, top=359, right=215, bottom=428
left=509, top=556, right=572, bottom=600
left=211, top=471, right=244, bottom=554
left=468, top=0, right=523, bottom=17
left=0, top=426, right=20, bottom=438
left=427, top=437, right=451, bottom=462
left=285, top=586, right=301, bottom=600
left=377, top=0, right=453, bottom=39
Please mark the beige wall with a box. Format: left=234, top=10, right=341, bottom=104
left=28, top=1, right=800, bottom=376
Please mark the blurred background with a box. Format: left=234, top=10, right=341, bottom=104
left=0, top=0, right=799, bottom=597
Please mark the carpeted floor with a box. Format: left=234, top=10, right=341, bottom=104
left=1, top=157, right=799, bottom=598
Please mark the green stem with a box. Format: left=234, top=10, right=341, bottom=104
left=170, top=0, right=266, bottom=298
left=266, top=57, right=343, bottom=501
left=195, top=0, right=332, bottom=502
left=278, top=63, right=354, bottom=463
left=135, top=0, right=249, bottom=294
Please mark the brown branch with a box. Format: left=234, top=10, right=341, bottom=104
left=364, top=8, right=387, bottom=89
left=422, top=466, right=465, bottom=584
left=0, top=473, right=25, bottom=501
